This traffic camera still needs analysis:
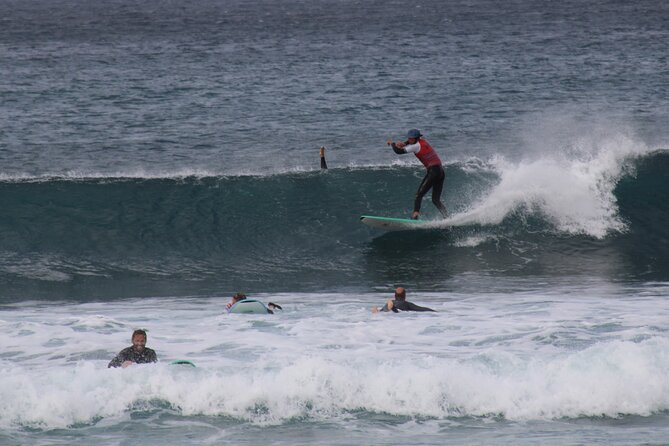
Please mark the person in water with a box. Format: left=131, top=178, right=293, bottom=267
left=387, top=129, right=448, bottom=220
left=108, top=329, right=158, bottom=368
left=372, top=287, right=436, bottom=313
left=320, top=146, right=328, bottom=169
left=226, top=292, right=283, bottom=314
left=226, top=292, right=247, bottom=310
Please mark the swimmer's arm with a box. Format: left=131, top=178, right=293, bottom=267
left=108, top=348, right=131, bottom=368
left=320, top=146, right=328, bottom=169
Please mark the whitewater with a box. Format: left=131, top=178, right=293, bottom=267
left=2, top=287, right=669, bottom=445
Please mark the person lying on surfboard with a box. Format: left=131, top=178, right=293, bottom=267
left=226, top=292, right=283, bottom=314
left=387, top=129, right=448, bottom=220
left=225, top=292, right=247, bottom=310
left=371, top=287, right=436, bottom=313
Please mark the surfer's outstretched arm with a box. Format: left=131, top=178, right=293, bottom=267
left=371, top=299, right=396, bottom=313
left=320, top=146, right=328, bottom=169
left=387, top=140, right=407, bottom=154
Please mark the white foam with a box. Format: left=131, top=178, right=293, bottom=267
left=1, top=338, right=667, bottom=428
left=446, top=126, right=651, bottom=238
left=0, top=291, right=668, bottom=429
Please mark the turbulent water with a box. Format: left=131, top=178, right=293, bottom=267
left=1, top=0, right=668, bottom=444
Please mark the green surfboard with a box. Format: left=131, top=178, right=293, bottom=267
left=170, top=360, right=196, bottom=367
left=360, top=215, right=435, bottom=231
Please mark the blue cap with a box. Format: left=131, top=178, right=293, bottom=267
left=407, top=129, right=422, bottom=139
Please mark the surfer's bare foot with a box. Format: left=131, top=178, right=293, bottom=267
left=371, top=306, right=379, bottom=313
left=411, top=211, right=420, bottom=220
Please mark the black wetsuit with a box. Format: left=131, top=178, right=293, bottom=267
left=381, top=299, right=436, bottom=313
left=391, top=142, right=447, bottom=218
left=108, top=346, right=158, bottom=368
left=414, top=165, right=446, bottom=216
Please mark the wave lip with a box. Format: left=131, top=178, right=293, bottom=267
left=449, top=131, right=652, bottom=238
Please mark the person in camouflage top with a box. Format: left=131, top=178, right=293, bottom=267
left=108, top=329, right=158, bottom=368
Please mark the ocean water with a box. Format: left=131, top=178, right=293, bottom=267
left=1, top=0, right=669, bottom=444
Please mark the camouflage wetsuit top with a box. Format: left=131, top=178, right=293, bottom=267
left=108, top=346, right=158, bottom=368
left=381, top=300, right=436, bottom=313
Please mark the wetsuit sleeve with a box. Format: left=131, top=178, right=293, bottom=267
left=147, top=349, right=158, bottom=363
left=108, top=355, right=122, bottom=368
left=108, top=348, right=129, bottom=368
left=391, top=143, right=406, bottom=154
left=405, top=302, right=436, bottom=312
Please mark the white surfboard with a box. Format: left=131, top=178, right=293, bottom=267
left=228, top=299, right=271, bottom=314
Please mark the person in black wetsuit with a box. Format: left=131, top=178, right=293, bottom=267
left=387, top=129, right=448, bottom=220
left=108, top=329, right=158, bottom=368
left=371, top=287, right=436, bottom=313
left=320, top=146, right=328, bottom=169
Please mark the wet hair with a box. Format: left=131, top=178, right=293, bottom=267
left=132, top=329, right=147, bottom=340
left=232, top=292, right=246, bottom=302
left=394, top=287, right=406, bottom=300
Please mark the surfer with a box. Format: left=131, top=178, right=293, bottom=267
left=226, top=292, right=247, bottom=310
left=387, top=129, right=448, bottom=220
left=108, top=329, right=158, bottom=368
left=371, top=287, right=436, bottom=313
left=226, top=292, right=283, bottom=314
left=320, top=146, right=328, bottom=169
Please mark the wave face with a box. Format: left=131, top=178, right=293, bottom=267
left=1, top=149, right=668, bottom=300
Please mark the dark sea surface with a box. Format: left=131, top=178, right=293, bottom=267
left=1, top=0, right=668, bottom=444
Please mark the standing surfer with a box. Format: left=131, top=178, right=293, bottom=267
left=387, top=129, right=448, bottom=220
